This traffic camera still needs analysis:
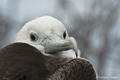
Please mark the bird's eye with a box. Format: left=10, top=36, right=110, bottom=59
left=63, top=31, right=66, bottom=39
left=30, top=33, right=38, bottom=42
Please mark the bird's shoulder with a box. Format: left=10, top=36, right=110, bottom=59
left=46, top=58, right=96, bottom=80
left=0, top=43, right=47, bottom=80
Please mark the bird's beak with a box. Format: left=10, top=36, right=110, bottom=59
left=41, top=34, right=78, bottom=58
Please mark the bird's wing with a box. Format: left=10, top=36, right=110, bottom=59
left=0, top=61, right=30, bottom=80
left=46, top=58, right=96, bottom=80
left=0, top=43, right=38, bottom=80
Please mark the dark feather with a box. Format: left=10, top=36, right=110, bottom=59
left=0, top=43, right=49, bottom=80
left=46, top=59, right=96, bottom=80
left=0, top=43, right=96, bottom=80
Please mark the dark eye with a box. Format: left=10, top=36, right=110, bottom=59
left=30, top=33, right=38, bottom=42
left=63, top=31, right=66, bottom=39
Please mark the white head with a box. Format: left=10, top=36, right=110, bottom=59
left=16, top=16, right=80, bottom=58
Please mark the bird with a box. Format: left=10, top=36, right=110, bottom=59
left=15, top=16, right=80, bottom=58
left=0, top=16, right=96, bottom=80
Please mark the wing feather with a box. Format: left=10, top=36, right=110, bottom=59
left=0, top=60, right=30, bottom=80
left=46, top=59, right=96, bottom=80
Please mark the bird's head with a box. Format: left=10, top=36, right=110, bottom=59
left=15, top=16, right=80, bottom=58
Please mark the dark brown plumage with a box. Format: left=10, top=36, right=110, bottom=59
left=0, top=43, right=96, bottom=80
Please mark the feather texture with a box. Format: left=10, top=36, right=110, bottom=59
left=0, top=43, right=96, bottom=80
